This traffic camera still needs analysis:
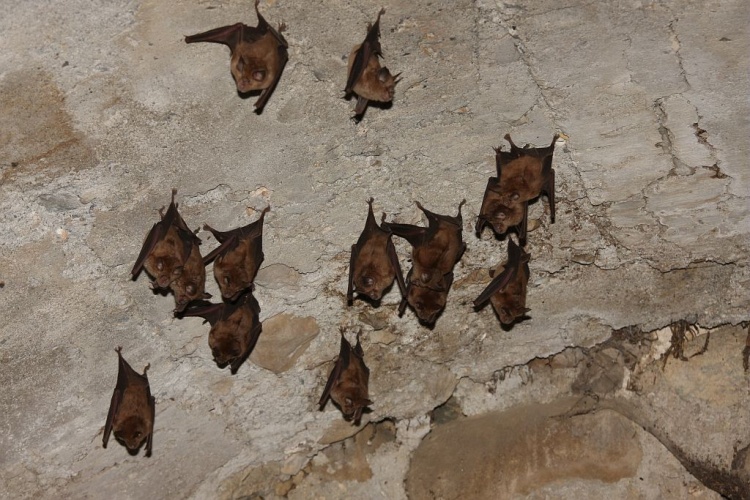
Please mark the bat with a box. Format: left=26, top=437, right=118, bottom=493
left=473, top=238, right=531, bottom=325
left=318, top=330, right=372, bottom=425
left=185, top=0, right=288, bottom=112
left=131, top=189, right=200, bottom=288
left=476, top=134, right=558, bottom=244
left=347, top=198, right=406, bottom=305
left=345, top=8, right=401, bottom=117
left=203, top=206, right=269, bottom=302
left=398, top=270, right=453, bottom=326
left=385, top=200, right=466, bottom=292
left=103, top=347, right=155, bottom=457
left=180, top=291, right=262, bottom=374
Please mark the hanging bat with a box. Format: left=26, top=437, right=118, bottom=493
left=345, top=8, right=401, bottom=117
left=385, top=200, right=466, bottom=292
left=473, top=238, right=530, bottom=325
left=494, top=133, right=557, bottom=212
left=348, top=198, right=406, bottom=305
left=103, top=347, right=155, bottom=457
left=318, top=330, right=372, bottom=425
left=203, top=206, right=269, bottom=302
left=180, top=292, right=262, bottom=374
left=131, top=189, right=200, bottom=288
left=476, top=134, right=558, bottom=243
left=398, top=270, right=453, bottom=326
left=185, top=0, right=288, bottom=112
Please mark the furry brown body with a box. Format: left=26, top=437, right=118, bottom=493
left=319, top=332, right=371, bottom=425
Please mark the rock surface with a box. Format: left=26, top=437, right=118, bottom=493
left=0, top=0, right=748, bottom=498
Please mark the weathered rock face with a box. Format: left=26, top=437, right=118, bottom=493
left=0, top=0, right=747, bottom=498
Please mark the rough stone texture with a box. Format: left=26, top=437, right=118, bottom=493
left=0, top=0, right=748, bottom=498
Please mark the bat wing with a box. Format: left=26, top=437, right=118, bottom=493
left=203, top=231, right=239, bottom=264
left=473, top=265, right=516, bottom=308
left=543, top=166, right=556, bottom=223
left=179, top=301, right=225, bottom=325
left=515, top=201, right=529, bottom=247
left=185, top=23, right=245, bottom=51
left=385, top=222, right=428, bottom=248
left=253, top=44, right=288, bottom=112
left=347, top=244, right=358, bottom=305
left=318, top=334, right=352, bottom=409
left=231, top=322, right=262, bottom=375
left=131, top=222, right=164, bottom=278
left=145, top=390, right=155, bottom=457
left=102, top=385, right=121, bottom=449
left=387, top=237, right=407, bottom=299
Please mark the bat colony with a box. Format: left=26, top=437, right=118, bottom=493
left=104, top=4, right=561, bottom=457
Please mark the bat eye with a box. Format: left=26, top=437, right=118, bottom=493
left=224, top=276, right=230, bottom=285
left=377, top=67, right=391, bottom=83
left=134, top=431, right=142, bottom=439
left=495, top=211, right=506, bottom=220
left=156, top=260, right=164, bottom=271
left=252, top=70, right=266, bottom=81
left=186, top=285, right=195, bottom=294
left=363, top=277, right=374, bottom=287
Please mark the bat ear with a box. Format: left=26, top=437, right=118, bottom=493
left=377, top=67, right=391, bottom=83
left=203, top=292, right=212, bottom=299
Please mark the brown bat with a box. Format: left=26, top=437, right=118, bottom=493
left=203, top=206, right=269, bottom=302
left=385, top=200, right=466, bottom=292
left=348, top=198, right=406, bottom=305
left=476, top=134, right=558, bottom=244
left=132, top=189, right=198, bottom=288
left=473, top=238, right=531, bottom=325
left=185, top=0, right=288, bottom=112
left=318, top=330, right=372, bottom=425
left=345, top=8, right=400, bottom=117
left=180, top=292, right=262, bottom=374
left=103, top=347, right=155, bottom=457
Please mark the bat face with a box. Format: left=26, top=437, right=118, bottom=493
left=348, top=199, right=406, bottom=305
left=319, top=332, right=372, bottom=425
left=114, top=415, right=151, bottom=452
left=476, top=181, right=525, bottom=236
left=103, top=348, right=155, bottom=457
left=171, top=244, right=208, bottom=312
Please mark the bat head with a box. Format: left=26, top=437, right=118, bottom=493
left=232, top=53, right=273, bottom=94
left=497, top=306, right=531, bottom=325
left=114, top=416, right=149, bottom=453
left=354, top=264, right=394, bottom=301
left=341, top=396, right=372, bottom=425
left=477, top=197, right=524, bottom=235
left=148, top=254, right=183, bottom=289
left=209, top=334, right=242, bottom=369
left=408, top=284, right=448, bottom=325
left=376, top=67, right=399, bottom=102
left=214, top=260, right=253, bottom=301
left=172, top=270, right=208, bottom=312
